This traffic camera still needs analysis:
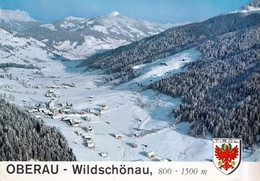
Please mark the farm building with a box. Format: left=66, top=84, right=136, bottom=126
left=35, top=115, right=41, bottom=119
left=72, top=121, right=80, bottom=127
left=87, top=126, right=93, bottom=133
left=54, top=93, right=60, bottom=98
left=83, top=135, right=92, bottom=141
left=134, top=133, right=141, bottom=137
left=86, top=139, right=93, bottom=144
left=47, top=86, right=56, bottom=89
left=42, top=109, right=51, bottom=115
left=87, top=142, right=95, bottom=149
left=26, top=84, right=32, bottom=88
left=35, top=103, right=40, bottom=107
left=77, top=131, right=82, bottom=136
left=100, top=152, right=108, bottom=158
left=95, top=112, right=101, bottom=116
left=160, top=158, right=171, bottom=162
left=48, top=89, right=55, bottom=93
left=39, top=103, right=46, bottom=109
left=45, top=93, right=52, bottom=97
left=60, top=102, right=67, bottom=108
left=85, top=117, right=92, bottom=122
left=65, top=110, right=72, bottom=115
left=115, top=134, right=122, bottom=139
left=146, top=152, right=155, bottom=159
left=160, top=62, right=168, bottom=66
left=132, top=143, right=138, bottom=148
left=48, top=100, right=56, bottom=109
left=28, top=109, right=38, bottom=113
left=51, top=109, right=59, bottom=114
left=79, top=111, right=85, bottom=115
left=62, top=117, right=73, bottom=125
left=52, top=115, right=62, bottom=120
left=87, top=109, right=94, bottom=113
left=52, top=98, right=59, bottom=103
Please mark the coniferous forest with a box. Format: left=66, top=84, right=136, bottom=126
left=80, top=12, right=260, bottom=149
left=0, top=99, right=76, bottom=161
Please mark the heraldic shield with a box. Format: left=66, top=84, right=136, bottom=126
left=213, top=138, right=242, bottom=175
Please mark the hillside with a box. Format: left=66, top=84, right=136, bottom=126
left=80, top=13, right=260, bottom=79
left=0, top=99, right=76, bottom=161
left=79, top=8, right=260, bottom=149
left=0, top=9, right=181, bottom=60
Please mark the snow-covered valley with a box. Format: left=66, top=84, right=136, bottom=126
left=0, top=37, right=258, bottom=161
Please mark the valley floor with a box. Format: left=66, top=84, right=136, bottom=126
left=0, top=48, right=258, bottom=161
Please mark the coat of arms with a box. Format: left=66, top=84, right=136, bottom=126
left=213, top=138, right=242, bottom=175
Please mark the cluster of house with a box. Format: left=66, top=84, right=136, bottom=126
left=20, top=80, right=42, bottom=89
left=28, top=88, right=81, bottom=121
left=77, top=126, right=94, bottom=149
left=0, top=84, right=13, bottom=92
left=45, top=88, right=60, bottom=98
left=84, top=103, right=107, bottom=117
left=61, top=117, right=81, bottom=127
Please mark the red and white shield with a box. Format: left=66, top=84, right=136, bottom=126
left=213, top=138, right=242, bottom=175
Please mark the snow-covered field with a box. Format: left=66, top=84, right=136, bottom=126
left=0, top=44, right=258, bottom=161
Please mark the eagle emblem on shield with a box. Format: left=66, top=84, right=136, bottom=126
left=213, top=138, right=242, bottom=175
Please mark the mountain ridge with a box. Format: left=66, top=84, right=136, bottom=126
left=0, top=9, right=183, bottom=60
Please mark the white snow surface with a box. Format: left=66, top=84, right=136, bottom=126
left=46, top=11, right=188, bottom=60
left=0, top=32, right=258, bottom=161
left=132, top=48, right=201, bottom=86
left=228, top=5, right=260, bottom=14
left=40, top=24, right=57, bottom=31
left=0, top=28, right=51, bottom=64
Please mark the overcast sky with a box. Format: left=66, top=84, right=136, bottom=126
left=0, top=0, right=252, bottom=23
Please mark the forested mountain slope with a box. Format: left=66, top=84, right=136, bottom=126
left=0, top=99, right=76, bottom=161
left=80, top=13, right=260, bottom=82
left=79, top=10, right=260, bottom=149
left=151, top=25, right=260, bottom=149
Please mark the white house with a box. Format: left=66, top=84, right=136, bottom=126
left=48, top=100, right=56, bottom=109
left=52, top=115, right=62, bottom=120
left=45, top=93, right=52, bottom=97
left=146, top=152, right=155, bottom=159
left=39, top=103, right=46, bottom=109
left=115, top=134, right=122, bottom=139
left=87, top=126, right=93, bottom=133
left=35, top=115, right=41, bottom=119
left=62, top=117, right=73, bottom=125
left=48, top=89, right=55, bottom=93
left=160, top=158, right=171, bottom=162
left=28, top=109, right=38, bottom=113
left=100, top=152, right=108, bottom=158
left=77, top=131, right=83, bottom=136
left=54, top=93, right=60, bottom=98
left=86, top=139, right=93, bottom=144
left=132, top=143, right=138, bottom=148
left=83, top=135, right=92, bottom=141
left=72, top=121, right=80, bottom=127
left=87, top=142, right=95, bottom=149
